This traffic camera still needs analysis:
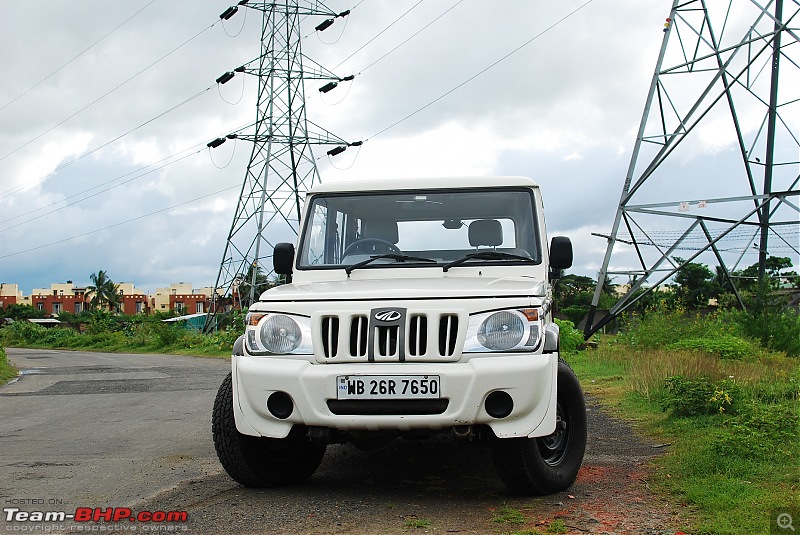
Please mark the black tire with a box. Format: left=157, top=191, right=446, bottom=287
left=212, top=373, right=326, bottom=487
left=490, top=359, right=587, bottom=495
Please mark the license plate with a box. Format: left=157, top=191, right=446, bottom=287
left=336, top=375, right=440, bottom=400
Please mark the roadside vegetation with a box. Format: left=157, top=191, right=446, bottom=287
left=2, top=261, right=799, bottom=533
left=0, top=309, right=243, bottom=358
left=0, top=347, right=17, bottom=383
left=558, top=302, right=799, bottom=534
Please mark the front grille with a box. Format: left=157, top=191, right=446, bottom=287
left=319, top=312, right=460, bottom=361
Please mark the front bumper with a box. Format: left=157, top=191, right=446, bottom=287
left=232, top=352, right=558, bottom=439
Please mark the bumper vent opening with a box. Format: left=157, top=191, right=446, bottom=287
left=327, top=399, right=449, bottom=415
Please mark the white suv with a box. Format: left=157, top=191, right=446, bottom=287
left=212, top=176, right=586, bottom=495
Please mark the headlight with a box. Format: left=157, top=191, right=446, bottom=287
left=464, top=308, right=543, bottom=352
left=244, top=313, right=313, bottom=355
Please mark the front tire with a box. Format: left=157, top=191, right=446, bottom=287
left=490, top=359, right=587, bottom=495
left=212, top=373, right=326, bottom=487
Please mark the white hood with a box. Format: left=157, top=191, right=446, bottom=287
left=259, top=275, right=547, bottom=302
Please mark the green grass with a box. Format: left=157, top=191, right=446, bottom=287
left=0, top=347, right=18, bottom=383
left=402, top=518, right=431, bottom=529
left=565, top=310, right=800, bottom=535
left=0, top=319, right=237, bottom=358
left=491, top=505, right=526, bottom=524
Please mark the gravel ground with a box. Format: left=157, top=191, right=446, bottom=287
left=137, top=400, right=688, bottom=534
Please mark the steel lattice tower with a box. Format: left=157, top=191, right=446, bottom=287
left=585, top=0, right=800, bottom=337
left=207, top=1, right=352, bottom=326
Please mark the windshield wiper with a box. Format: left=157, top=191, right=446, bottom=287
left=442, top=251, right=534, bottom=272
left=345, top=254, right=435, bottom=276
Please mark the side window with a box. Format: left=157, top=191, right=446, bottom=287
left=305, top=203, right=328, bottom=265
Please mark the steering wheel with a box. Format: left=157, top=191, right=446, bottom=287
left=343, top=238, right=402, bottom=257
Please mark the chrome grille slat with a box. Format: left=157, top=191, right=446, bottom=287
left=321, top=312, right=459, bottom=361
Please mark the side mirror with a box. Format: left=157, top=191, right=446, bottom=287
left=549, top=236, right=573, bottom=271
left=273, top=243, right=295, bottom=276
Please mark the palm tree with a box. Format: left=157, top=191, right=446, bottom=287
left=86, top=270, right=120, bottom=311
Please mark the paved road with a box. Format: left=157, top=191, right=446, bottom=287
left=0, top=349, right=229, bottom=509
left=1, top=348, right=681, bottom=534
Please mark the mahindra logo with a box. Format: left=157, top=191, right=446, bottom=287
left=374, top=310, right=402, bottom=322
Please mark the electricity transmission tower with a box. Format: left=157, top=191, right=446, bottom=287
left=585, top=0, right=800, bottom=337
left=206, top=1, right=356, bottom=328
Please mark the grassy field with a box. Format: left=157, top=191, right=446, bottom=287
left=559, top=310, right=800, bottom=535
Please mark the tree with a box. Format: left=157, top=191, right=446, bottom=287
left=0, top=303, right=47, bottom=320
left=735, top=256, right=794, bottom=291
left=86, top=270, right=120, bottom=311
left=672, top=258, right=719, bottom=309
left=236, top=263, right=271, bottom=310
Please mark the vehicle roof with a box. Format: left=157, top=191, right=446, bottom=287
left=307, top=176, right=540, bottom=194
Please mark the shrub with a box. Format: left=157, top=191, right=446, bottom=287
left=712, top=403, right=799, bottom=460
left=667, top=334, right=757, bottom=360
left=0, top=320, right=47, bottom=345
left=554, top=318, right=584, bottom=355
left=661, top=376, right=741, bottom=416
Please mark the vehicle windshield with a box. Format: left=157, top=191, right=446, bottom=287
left=297, top=188, right=542, bottom=270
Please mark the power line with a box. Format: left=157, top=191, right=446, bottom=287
left=0, top=0, right=160, bottom=114
left=0, top=148, right=204, bottom=233
left=0, top=86, right=215, bottom=202
left=358, top=0, right=466, bottom=74
left=367, top=0, right=597, bottom=140
left=333, top=0, right=426, bottom=69
left=0, top=20, right=219, bottom=165
left=0, top=119, right=256, bottom=231
left=0, top=182, right=241, bottom=260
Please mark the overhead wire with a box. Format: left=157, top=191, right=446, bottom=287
left=0, top=0, right=160, bottom=115
left=0, top=119, right=256, bottom=230
left=0, top=86, right=216, bottom=202
left=0, top=19, right=220, bottom=165
left=358, top=0, right=466, bottom=75
left=366, top=0, right=598, bottom=141
left=0, top=148, right=205, bottom=234
left=333, top=0, right=426, bottom=70
left=0, top=182, right=242, bottom=260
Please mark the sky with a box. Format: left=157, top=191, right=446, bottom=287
left=0, top=0, right=796, bottom=296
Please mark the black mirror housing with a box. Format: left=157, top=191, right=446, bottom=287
left=273, top=243, right=295, bottom=276
left=549, top=236, right=573, bottom=271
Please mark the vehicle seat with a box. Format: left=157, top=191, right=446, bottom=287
left=362, top=219, right=399, bottom=244
left=468, top=219, right=502, bottom=248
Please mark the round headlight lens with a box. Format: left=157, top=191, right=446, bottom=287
left=477, top=311, right=525, bottom=350
left=259, top=314, right=302, bottom=354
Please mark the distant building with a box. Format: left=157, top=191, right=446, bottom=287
left=29, top=282, right=89, bottom=315
left=3, top=280, right=214, bottom=317
left=0, top=283, right=22, bottom=309
left=103, top=282, right=147, bottom=315
left=151, top=283, right=211, bottom=314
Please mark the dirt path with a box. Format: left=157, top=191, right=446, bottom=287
left=138, top=400, right=688, bottom=534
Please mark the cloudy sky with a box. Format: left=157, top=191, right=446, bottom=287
left=0, top=0, right=795, bottom=296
